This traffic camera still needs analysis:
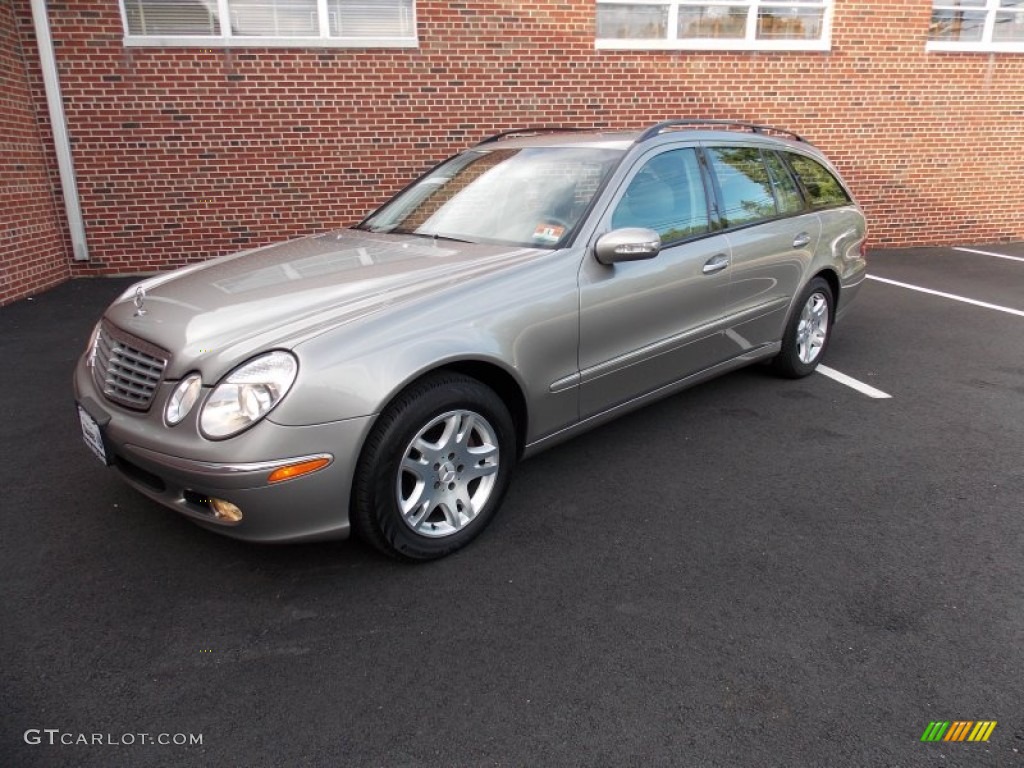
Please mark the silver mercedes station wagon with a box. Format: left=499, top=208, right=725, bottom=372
left=74, top=121, right=867, bottom=560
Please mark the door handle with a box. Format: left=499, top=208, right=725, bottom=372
left=702, top=254, right=730, bottom=275
left=792, top=232, right=812, bottom=249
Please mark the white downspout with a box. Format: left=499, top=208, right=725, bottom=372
left=30, top=0, right=88, bottom=261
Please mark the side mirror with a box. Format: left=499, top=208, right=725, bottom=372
left=594, top=228, right=662, bottom=265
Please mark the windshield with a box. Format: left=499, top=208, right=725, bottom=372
left=358, top=146, right=623, bottom=248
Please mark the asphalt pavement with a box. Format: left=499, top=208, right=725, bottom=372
left=2, top=244, right=1022, bottom=767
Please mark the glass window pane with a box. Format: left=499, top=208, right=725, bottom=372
left=993, top=10, right=1024, bottom=41
left=787, top=154, right=851, bottom=209
left=678, top=5, right=748, bottom=40
left=597, top=4, right=669, bottom=39
left=611, top=150, right=710, bottom=243
left=362, top=148, right=621, bottom=248
left=707, top=148, right=777, bottom=228
left=124, top=0, right=219, bottom=35
left=228, top=1, right=319, bottom=36
left=329, top=0, right=416, bottom=38
left=757, top=6, right=825, bottom=40
left=765, top=152, right=804, bottom=214
left=929, top=9, right=987, bottom=40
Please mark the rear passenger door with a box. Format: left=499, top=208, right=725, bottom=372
left=704, top=145, right=820, bottom=351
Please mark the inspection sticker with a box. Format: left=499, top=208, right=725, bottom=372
left=532, top=223, right=565, bottom=244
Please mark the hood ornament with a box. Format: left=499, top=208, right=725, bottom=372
left=133, top=287, right=148, bottom=317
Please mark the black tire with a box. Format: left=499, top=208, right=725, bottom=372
left=772, top=277, right=834, bottom=378
left=350, top=372, right=516, bottom=561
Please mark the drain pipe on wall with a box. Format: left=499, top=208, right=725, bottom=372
left=31, top=0, right=88, bottom=261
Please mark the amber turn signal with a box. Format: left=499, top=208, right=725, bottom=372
left=267, top=457, right=331, bottom=484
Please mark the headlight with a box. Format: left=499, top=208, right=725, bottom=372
left=199, top=351, right=298, bottom=439
left=165, top=373, right=203, bottom=426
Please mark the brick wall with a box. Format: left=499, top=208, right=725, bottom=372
left=7, top=0, right=1024, bottom=295
left=1, top=1, right=68, bottom=305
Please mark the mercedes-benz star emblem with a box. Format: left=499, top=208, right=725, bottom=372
left=133, top=286, right=147, bottom=317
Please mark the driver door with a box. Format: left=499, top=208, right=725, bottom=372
left=578, top=147, right=735, bottom=418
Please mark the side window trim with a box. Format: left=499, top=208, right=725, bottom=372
left=695, top=145, right=726, bottom=232
left=766, top=149, right=809, bottom=212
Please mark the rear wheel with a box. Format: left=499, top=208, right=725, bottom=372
left=351, top=372, right=516, bottom=561
left=772, top=277, right=834, bottom=378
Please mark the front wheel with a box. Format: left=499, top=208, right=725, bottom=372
left=772, top=277, right=834, bottom=378
left=350, top=373, right=516, bottom=561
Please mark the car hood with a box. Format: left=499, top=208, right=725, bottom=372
left=104, top=229, right=548, bottom=379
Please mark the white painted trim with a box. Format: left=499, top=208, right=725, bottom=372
left=866, top=275, right=1024, bottom=318
left=926, top=40, right=1024, bottom=53
left=596, top=37, right=830, bottom=51
left=216, top=0, right=231, bottom=36
left=31, top=0, right=89, bottom=261
left=122, top=34, right=418, bottom=48
left=817, top=366, right=892, bottom=400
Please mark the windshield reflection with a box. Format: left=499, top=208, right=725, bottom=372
left=359, top=147, right=622, bottom=248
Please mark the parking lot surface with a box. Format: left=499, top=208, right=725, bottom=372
left=2, top=244, right=1022, bottom=767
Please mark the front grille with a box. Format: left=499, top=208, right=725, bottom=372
left=90, top=321, right=169, bottom=411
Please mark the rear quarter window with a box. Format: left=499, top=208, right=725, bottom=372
left=786, top=153, right=852, bottom=209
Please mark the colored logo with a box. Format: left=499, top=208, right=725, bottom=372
left=921, top=721, right=997, bottom=742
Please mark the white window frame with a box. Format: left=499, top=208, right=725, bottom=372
left=595, top=0, right=833, bottom=51
left=927, top=0, right=1024, bottom=53
left=119, top=0, right=418, bottom=48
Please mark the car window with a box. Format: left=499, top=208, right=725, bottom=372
left=610, top=148, right=710, bottom=243
left=706, top=147, right=778, bottom=228
left=358, top=147, right=622, bottom=249
left=786, top=153, right=852, bottom=208
left=765, top=151, right=805, bottom=215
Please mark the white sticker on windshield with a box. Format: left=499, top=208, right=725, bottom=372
left=532, top=223, right=565, bottom=244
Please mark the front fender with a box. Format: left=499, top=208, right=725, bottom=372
left=268, top=250, right=583, bottom=443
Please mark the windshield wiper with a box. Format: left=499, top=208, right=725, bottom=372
left=355, top=226, right=475, bottom=244
left=403, top=230, right=475, bottom=244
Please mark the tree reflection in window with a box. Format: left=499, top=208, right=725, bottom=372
left=707, top=147, right=777, bottom=227
left=786, top=154, right=851, bottom=208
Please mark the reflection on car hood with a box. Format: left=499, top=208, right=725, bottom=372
left=104, top=229, right=547, bottom=378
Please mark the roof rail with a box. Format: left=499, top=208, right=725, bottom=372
left=636, top=120, right=809, bottom=144
left=475, top=127, right=586, bottom=146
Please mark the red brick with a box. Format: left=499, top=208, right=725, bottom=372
left=3, top=0, right=1023, bottom=301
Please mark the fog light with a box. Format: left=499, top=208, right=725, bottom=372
left=210, top=498, right=243, bottom=522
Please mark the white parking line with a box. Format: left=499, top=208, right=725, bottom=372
left=954, top=246, right=1024, bottom=263
left=817, top=365, right=892, bottom=399
left=866, top=275, right=1024, bottom=318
